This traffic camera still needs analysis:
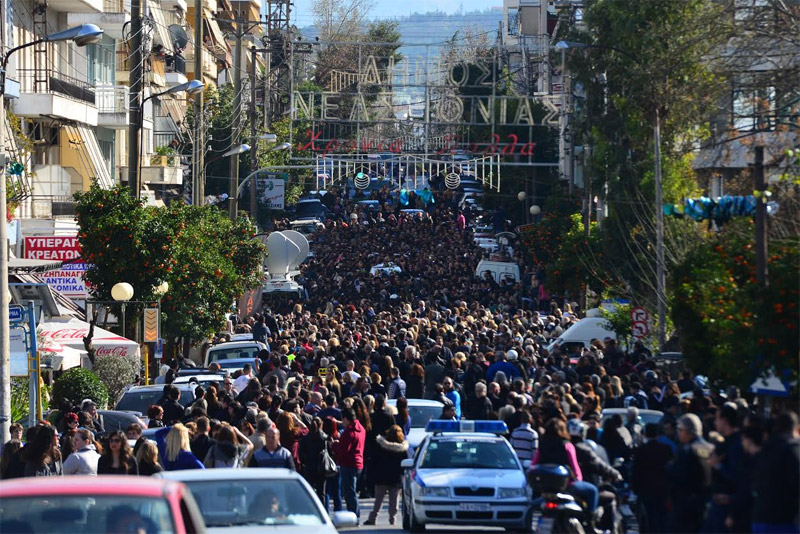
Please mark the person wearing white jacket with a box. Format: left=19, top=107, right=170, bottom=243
left=62, top=429, right=100, bottom=476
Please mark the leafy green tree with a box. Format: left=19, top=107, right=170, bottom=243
left=159, top=203, right=264, bottom=341
left=93, top=355, right=139, bottom=405
left=671, top=219, right=799, bottom=389
left=52, top=368, right=109, bottom=409
left=75, top=185, right=265, bottom=345
left=562, top=0, right=728, bottom=308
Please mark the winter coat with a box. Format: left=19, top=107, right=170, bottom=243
left=371, top=435, right=409, bottom=486
left=298, top=430, right=329, bottom=478
left=62, top=446, right=100, bottom=476
left=333, top=419, right=366, bottom=470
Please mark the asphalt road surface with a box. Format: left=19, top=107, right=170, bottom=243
left=351, top=497, right=518, bottom=533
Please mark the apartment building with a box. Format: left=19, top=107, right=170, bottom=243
left=3, top=0, right=231, bottom=220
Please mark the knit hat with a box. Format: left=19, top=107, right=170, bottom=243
left=64, top=412, right=79, bottom=424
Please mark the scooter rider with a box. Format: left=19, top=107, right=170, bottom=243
left=568, top=418, right=623, bottom=533
left=568, top=418, right=623, bottom=486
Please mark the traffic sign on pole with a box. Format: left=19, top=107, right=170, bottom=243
left=630, top=306, right=649, bottom=323
left=632, top=321, right=650, bottom=339
left=8, top=305, right=23, bottom=323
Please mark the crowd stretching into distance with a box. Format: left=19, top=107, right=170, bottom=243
left=1, top=192, right=797, bottom=534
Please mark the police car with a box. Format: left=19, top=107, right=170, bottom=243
left=401, top=420, right=533, bottom=532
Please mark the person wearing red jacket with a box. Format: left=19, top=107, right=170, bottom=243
left=333, top=407, right=366, bottom=521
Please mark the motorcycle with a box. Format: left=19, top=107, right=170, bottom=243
left=527, top=464, right=586, bottom=534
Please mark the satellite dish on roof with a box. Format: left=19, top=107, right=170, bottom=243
left=265, top=232, right=301, bottom=276
left=168, top=24, right=189, bottom=50
left=281, top=230, right=310, bottom=269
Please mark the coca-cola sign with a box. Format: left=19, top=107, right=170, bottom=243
left=40, top=328, right=87, bottom=341
left=95, top=346, right=134, bottom=357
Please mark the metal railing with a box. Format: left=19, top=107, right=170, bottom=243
left=95, top=85, right=128, bottom=113
left=17, top=69, right=96, bottom=105
left=103, top=0, right=125, bottom=12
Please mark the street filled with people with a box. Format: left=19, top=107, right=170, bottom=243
left=1, top=192, right=798, bottom=534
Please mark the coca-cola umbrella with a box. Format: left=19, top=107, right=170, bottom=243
left=37, top=318, right=140, bottom=359
left=38, top=337, right=85, bottom=371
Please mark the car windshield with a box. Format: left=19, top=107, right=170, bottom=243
left=208, top=346, right=261, bottom=362
left=181, top=479, right=326, bottom=527
left=420, top=439, right=519, bottom=469
left=295, top=202, right=325, bottom=218
left=0, top=495, right=175, bottom=533
left=116, top=390, right=191, bottom=413
left=407, top=405, right=442, bottom=429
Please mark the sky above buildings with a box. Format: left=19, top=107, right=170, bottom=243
left=291, top=0, right=500, bottom=25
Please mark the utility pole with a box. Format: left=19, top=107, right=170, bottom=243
left=754, top=145, right=768, bottom=287
left=0, top=0, right=11, bottom=445
left=127, top=0, right=144, bottom=198
left=249, top=45, right=258, bottom=217
left=229, top=19, right=244, bottom=220
left=192, top=0, right=205, bottom=206
left=654, top=108, right=666, bottom=351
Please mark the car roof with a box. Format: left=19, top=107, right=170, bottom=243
left=208, top=341, right=265, bottom=349
left=157, top=467, right=300, bottom=482
left=0, top=475, right=182, bottom=498
left=602, top=408, right=664, bottom=416
left=387, top=399, right=443, bottom=407
left=429, top=433, right=506, bottom=441
left=173, top=374, right=226, bottom=384
left=125, top=384, right=194, bottom=393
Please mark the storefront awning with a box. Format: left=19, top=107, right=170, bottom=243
left=38, top=318, right=140, bottom=359
left=8, top=258, right=63, bottom=273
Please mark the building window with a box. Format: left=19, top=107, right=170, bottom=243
left=508, top=8, right=519, bottom=36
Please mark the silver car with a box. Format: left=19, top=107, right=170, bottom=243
left=156, top=468, right=357, bottom=533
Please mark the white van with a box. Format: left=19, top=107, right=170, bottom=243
left=546, top=317, right=616, bottom=354
left=475, top=259, right=520, bottom=283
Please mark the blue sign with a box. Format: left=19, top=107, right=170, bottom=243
left=9, top=305, right=24, bottom=323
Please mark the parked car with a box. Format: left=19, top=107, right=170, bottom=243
left=293, top=199, right=331, bottom=221
left=97, top=410, right=148, bottom=434
left=601, top=408, right=664, bottom=427
left=204, top=341, right=267, bottom=368
left=0, top=476, right=206, bottom=533
left=157, top=468, right=357, bottom=533
left=116, top=383, right=197, bottom=415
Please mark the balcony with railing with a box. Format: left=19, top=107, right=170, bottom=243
left=165, top=54, right=188, bottom=86
left=14, top=69, right=98, bottom=125
left=95, top=85, right=129, bottom=128
left=68, top=0, right=130, bottom=39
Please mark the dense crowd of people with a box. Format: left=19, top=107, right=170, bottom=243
left=1, top=200, right=797, bottom=534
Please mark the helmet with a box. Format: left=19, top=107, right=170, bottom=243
left=567, top=418, right=587, bottom=440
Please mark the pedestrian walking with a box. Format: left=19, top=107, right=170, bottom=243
left=364, top=425, right=409, bottom=526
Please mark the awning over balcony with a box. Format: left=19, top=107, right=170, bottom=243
left=204, top=18, right=232, bottom=65
left=148, top=0, right=176, bottom=54
left=161, top=95, right=186, bottom=129
left=60, top=124, right=114, bottom=190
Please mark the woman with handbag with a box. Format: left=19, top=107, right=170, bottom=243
left=299, top=417, right=330, bottom=503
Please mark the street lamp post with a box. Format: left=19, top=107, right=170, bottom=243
left=556, top=40, right=667, bottom=351
left=0, top=23, right=103, bottom=445
left=111, top=282, right=134, bottom=339
left=133, top=80, right=205, bottom=199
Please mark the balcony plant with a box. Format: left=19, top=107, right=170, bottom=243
left=150, top=145, right=177, bottom=166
